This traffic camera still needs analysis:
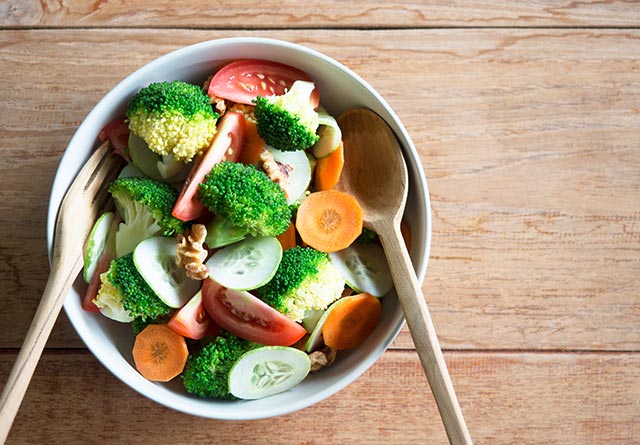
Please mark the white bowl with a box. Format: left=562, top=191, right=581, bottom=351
left=47, top=37, right=432, bottom=419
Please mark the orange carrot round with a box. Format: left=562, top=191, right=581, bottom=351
left=322, top=293, right=382, bottom=350
left=132, top=324, right=189, bottom=382
left=314, top=140, right=344, bottom=191
left=276, top=220, right=297, bottom=251
left=295, top=189, right=363, bottom=252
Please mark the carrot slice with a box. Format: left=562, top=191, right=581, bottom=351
left=400, top=219, right=412, bottom=250
left=276, top=221, right=297, bottom=251
left=295, top=189, right=363, bottom=252
left=314, top=140, right=344, bottom=191
left=132, top=324, right=189, bottom=382
left=322, top=293, right=382, bottom=350
left=239, top=118, right=265, bottom=165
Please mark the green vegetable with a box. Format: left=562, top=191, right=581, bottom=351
left=206, top=236, right=283, bottom=291
left=198, top=161, right=291, bottom=237
left=94, top=254, right=172, bottom=322
left=257, top=246, right=345, bottom=322
left=126, top=80, right=218, bottom=163
left=83, top=211, right=115, bottom=283
left=205, top=215, right=249, bottom=249
left=356, top=227, right=378, bottom=244
left=329, top=242, right=393, bottom=297
left=253, top=80, right=319, bottom=152
left=182, top=332, right=256, bottom=399
left=228, top=346, right=311, bottom=400
left=133, top=236, right=201, bottom=308
left=108, top=177, right=186, bottom=257
left=131, top=312, right=173, bottom=336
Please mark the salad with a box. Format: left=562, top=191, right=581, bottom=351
left=82, top=59, right=398, bottom=401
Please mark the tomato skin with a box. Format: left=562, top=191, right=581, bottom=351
left=172, top=112, right=246, bottom=221
left=201, top=278, right=306, bottom=346
left=208, top=59, right=320, bottom=108
left=98, top=119, right=131, bottom=162
left=167, top=290, right=220, bottom=340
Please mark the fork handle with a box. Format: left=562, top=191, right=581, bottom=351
left=377, top=220, right=472, bottom=445
left=0, top=256, right=82, bottom=443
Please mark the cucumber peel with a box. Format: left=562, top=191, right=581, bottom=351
left=228, top=346, right=311, bottom=400
left=305, top=297, right=349, bottom=352
left=83, top=211, right=115, bottom=283
left=311, top=112, right=342, bottom=159
left=205, top=215, right=248, bottom=249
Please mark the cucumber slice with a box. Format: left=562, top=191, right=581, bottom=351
left=329, top=243, right=393, bottom=297
left=206, top=236, right=282, bottom=291
left=83, top=212, right=115, bottom=283
left=268, top=147, right=311, bottom=205
left=228, top=346, right=311, bottom=400
left=156, top=154, right=189, bottom=182
left=305, top=297, right=350, bottom=352
left=205, top=215, right=249, bottom=249
left=301, top=308, right=325, bottom=333
left=311, top=112, right=342, bottom=159
left=117, top=162, right=146, bottom=179
left=133, top=236, right=201, bottom=308
left=128, top=133, right=164, bottom=181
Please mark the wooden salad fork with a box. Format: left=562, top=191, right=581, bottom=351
left=0, top=141, right=124, bottom=442
left=336, top=109, right=472, bottom=444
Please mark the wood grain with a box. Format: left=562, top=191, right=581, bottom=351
left=0, top=29, right=638, bottom=351
left=1, top=0, right=639, bottom=28
left=1, top=350, right=638, bottom=444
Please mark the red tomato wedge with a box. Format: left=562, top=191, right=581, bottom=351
left=168, top=290, right=220, bottom=340
left=208, top=59, right=320, bottom=109
left=172, top=111, right=246, bottom=221
left=201, top=278, right=306, bottom=346
left=98, top=118, right=131, bottom=162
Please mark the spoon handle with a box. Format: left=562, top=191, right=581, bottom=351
left=378, top=221, right=472, bottom=445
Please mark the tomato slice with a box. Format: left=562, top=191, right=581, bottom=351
left=167, top=290, right=220, bottom=340
left=98, top=118, right=131, bottom=162
left=172, top=111, right=246, bottom=221
left=208, top=59, right=320, bottom=108
left=201, top=278, right=306, bottom=346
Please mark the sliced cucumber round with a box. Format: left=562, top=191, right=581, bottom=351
left=311, top=112, right=342, bottom=159
left=132, top=236, right=201, bottom=308
left=329, top=242, right=393, bottom=297
left=128, top=133, right=164, bottom=181
left=205, top=215, right=249, bottom=249
left=301, top=308, right=325, bottom=334
left=206, top=236, right=282, bottom=291
left=117, top=162, right=146, bottom=179
left=83, top=212, right=115, bottom=283
left=268, top=147, right=311, bottom=205
left=228, top=346, right=311, bottom=400
left=305, top=297, right=350, bottom=352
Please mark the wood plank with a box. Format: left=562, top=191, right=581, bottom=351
left=1, top=350, right=639, bottom=444
left=2, top=1, right=640, bottom=28
left=0, top=29, right=638, bottom=351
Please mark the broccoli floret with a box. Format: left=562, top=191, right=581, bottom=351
left=182, top=332, right=255, bottom=399
left=198, top=161, right=291, bottom=237
left=131, top=312, right=173, bottom=336
left=126, top=81, right=218, bottom=162
left=356, top=227, right=378, bottom=244
left=94, top=254, right=172, bottom=322
left=253, top=80, right=319, bottom=152
left=257, top=246, right=345, bottom=322
left=109, top=177, right=186, bottom=256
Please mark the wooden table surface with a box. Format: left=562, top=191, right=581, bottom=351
left=1, top=1, right=639, bottom=444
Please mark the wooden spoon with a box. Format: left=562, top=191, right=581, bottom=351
left=337, top=108, right=472, bottom=445
left=0, top=141, right=124, bottom=442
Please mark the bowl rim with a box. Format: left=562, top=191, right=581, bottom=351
left=46, top=36, right=432, bottom=419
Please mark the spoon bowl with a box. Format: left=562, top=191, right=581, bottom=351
left=337, top=108, right=472, bottom=445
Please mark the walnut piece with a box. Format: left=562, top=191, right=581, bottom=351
left=258, top=149, right=293, bottom=195
left=309, top=346, right=337, bottom=372
left=175, top=224, right=209, bottom=280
